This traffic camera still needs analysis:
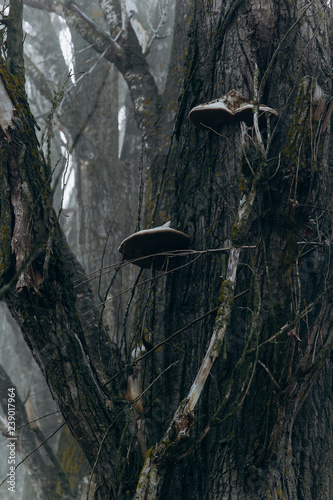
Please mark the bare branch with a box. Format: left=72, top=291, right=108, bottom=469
left=2, top=0, right=25, bottom=80
left=99, top=0, right=122, bottom=38
left=144, top=0, right=169, bottom=56
left=24, top=0, right=161, bottom=132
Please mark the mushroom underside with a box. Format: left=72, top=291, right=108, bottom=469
left=189, top=105, right=277, bottom=130
left=119, top=229, right=190, bottom=269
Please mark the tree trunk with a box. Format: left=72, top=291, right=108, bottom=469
left=1, top=1, right=333, bottom=499
left=0, top=4, right=126, bottom=497
left=135, top=1, right=333, bottom=498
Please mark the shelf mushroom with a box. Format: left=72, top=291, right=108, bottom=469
left=189, top=89, right=278, bottom=130
left=118, top=221, right=190, bottom=270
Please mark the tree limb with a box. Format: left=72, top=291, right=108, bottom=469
left=0, top=365, right=74, bottom=498
left=24, top=0, right=161, bottom=133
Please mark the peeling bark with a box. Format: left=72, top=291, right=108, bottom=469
left=134, top=1, right=333, bottom=498
left=0, top=78, right=14, bottom=135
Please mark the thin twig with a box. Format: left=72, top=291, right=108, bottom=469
left=0, top=423, right=66, bottom=488
left=86, top=360, right=179, bottom=499
left=258, top=360, right=280, bottom=390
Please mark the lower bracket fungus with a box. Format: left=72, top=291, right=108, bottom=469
left=189, top=89, right=278, bottom=130
left=118, top=221, right=190, bottom=270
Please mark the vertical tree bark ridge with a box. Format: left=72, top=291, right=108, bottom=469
left=138, top=1, right=333, bottom=498
left=0, top=61, right=48, bottom=292
left=2, top=0, right=25, bottom=81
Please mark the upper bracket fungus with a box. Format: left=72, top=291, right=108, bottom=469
left=189, top=89, right=278, bottom=130
left=118, top=221, right=190, bottom=270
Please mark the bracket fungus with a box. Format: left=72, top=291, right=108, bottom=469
left=189, top=89, right=278, bottom=130
left=118, top=221, right=190, bottom=270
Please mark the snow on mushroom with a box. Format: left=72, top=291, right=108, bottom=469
left=188, top=89, right=278, bottom=130
left=118, top=221, right=190, bottom=270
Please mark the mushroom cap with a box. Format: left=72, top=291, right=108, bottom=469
left=189, top=89, right=278, bottom=130
left=118, top=222, right=190, bottom=269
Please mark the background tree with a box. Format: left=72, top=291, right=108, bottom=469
left=0, top=0, right=333, bottom=499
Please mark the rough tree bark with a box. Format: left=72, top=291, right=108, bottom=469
left=0, top=2, right=127, bottom=498
left=1, top=1, right=333, bottom=499
left=135, top=1, right=333, bottom=499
